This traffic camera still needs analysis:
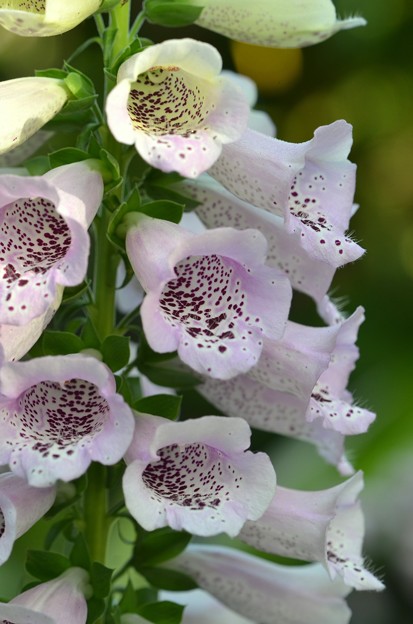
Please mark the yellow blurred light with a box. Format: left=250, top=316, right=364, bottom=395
left=231, top=41, right=303, bottom=95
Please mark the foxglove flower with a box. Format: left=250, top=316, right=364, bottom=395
left=239, top=471, right=384, bottom=591
left=106, top=38, right=249, bottom=178
left=209, top=121, right=364, bottom=266
left=177, top=0, right=365, bottom=48
left=170, top=544, right=352, bottom=624
left=0, top=161, right=103, bottom=326
left=0, top=354, right=135, bottom=487
left=180, top=175, right=337, bottom=302
left=0, top=567, right=89, bottom=624
left=126, top=215, right=292, bottom=379
left=0, top=0, right=101, bottom=37
left=0, top=77, right=68, bottom=155
left=0, top=130, right=53, bottom=167
left=199, top=372, right=353, bottom=475
left=0, top=286, right=62, bottom=362
left=160, top=589, right=252, bottom=623
left=0, top=471, right=56, bottom=565
left=123, top=413, right=276, bottom=536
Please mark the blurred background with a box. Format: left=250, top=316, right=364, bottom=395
left=1, top=0, right=412, bottom=621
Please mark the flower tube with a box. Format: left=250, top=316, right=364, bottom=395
left=106, top=38, right=249, bottom=178
left=0, top=0, right=101, bottom=37
left=209, top=121, right=364, bottom=266
left=0, top=567, right=89, bottom=624
left=0, top=471, right=56, bottom=565
left=0, top=77, right=68, bottom=155
left=172, top=0, right=366, bottom=48
left=126, top=215, right=292, bottom=379
left=123, top=413, right=276, bottom=537
left=170, top=544, right=352, bottom=624
left=0, top=161, right=103, bottom=326
left=239, top=472, right=384, bottom=591
left=0, top=354, right=135, bottom=487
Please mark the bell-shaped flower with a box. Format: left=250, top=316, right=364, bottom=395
left=0, top=161, right=103, bottom=326
left=0, top=567, right=89, bottom=624
left=208, top=120, right=364, bottom=267
left=181, top=0, right=365, bottom=48
left=0, top=0, right=101, bottom=37
left=0, top=353, right=135, bottom=487
left=106, top=38, right=249, bottom=178
left=198, top=373, right=353, bottom=475
left=123, top=413, right=276, bottom=537
left=0, top=77, right=68, bottom=155
left=170, top=544, right=352, bottom=624
left=160, top=589, right=252, bottom=623
left=239, top=471, right=384, bottom=591
left=126, top=215, right=292, bottom=379
left=180, top=174, right=336, bottom=302
left=0, top=130, right=53, bottom=167
left=0, top=287, right=62, bottom=362
left=0, top=471, right=56, bottom=565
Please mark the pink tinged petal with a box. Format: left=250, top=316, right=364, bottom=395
left=170, top=544, right=352, bottom=624
left=106, top=39, right=249, bottom=178
left=307, top=307, right=376, bottom=434
left=0, top=0, right=101, bottom=37
left=0, top=354, right=135, bottom=487
left=0, top=77, right=67, bottom=154
left=0, top=568, right=89, bottom=624
left=0, top=286, right=63, bottom=362
left=239, top=472, right=384, bottom=591
left=181, top=175, right=334, bottom=301
left=188, top=0, right=366, bottom=48
left=209, top=122, right=365, bottom=266
left=0, top=471, right=56, bottom=565
left=127, top=216, right=291, bottom=379
left=0, top=164, right=102, bottom=326
left=123, top=413, right=276, bottom=537
left=198, top=374, right=354, bottom=475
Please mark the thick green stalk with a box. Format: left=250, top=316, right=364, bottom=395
left=111, top=0, right=131, bottom=59
left=83, top=463, right=109, bottom=564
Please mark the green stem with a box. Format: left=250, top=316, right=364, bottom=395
left=129, top=9, right=146, bottom=41
left=84, top=463, right=109, bottom=564
left=111, top=0, right=131, bottom=59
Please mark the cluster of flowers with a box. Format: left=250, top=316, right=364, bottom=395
left=0, top=1, right=383, bottom=623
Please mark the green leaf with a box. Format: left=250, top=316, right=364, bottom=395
left=101, top=335, right=130, bottom=372
left=118, top=580, right=139, bottom=614
left=139, top=200, right=183, bottom=224
left=146, top=185, right=201, bottom=211
left=141, top=567, right=197, bottom=591
left=90, top=562, right=113, bottom=599
left=49, top=147, right=90, bottom=169
left=44, top=518, right=74, bottom=550
left=70, top=533, right=91, bottom=570
left=25, top=155, right=51, bottom=176
left=35, top=68, right=67, bottom=80
left=138, top=601, right=184, bottom=624
left=135, top=394, right=182, bottom=421
left=86, top=597, right=106, bottom=624
left=62, top=281, right=91, bottom=304
left=144, top=0, right=203, bottom=27
left=42, top=330, right=84, bottom=355
left=110, top=38, right=153, bottom=75
left=100, top=148, right=121, bottom=181
left=26, top=550, right=71, bottom=581
left=138, top=361, right=201, bottom=389
left=134, top=528, right=191, bottom=567
left=81, top=317, right=101, bottom=349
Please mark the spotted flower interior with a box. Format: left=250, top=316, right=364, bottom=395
left=0, top=196, right=71, bottom=325
left=127, top=67, right=215, bottom=138
left=0, top=0, right=45, bottom=13
left=142, top=442, right=241, bottom=511
left=159, top=253, right=264, bottom=363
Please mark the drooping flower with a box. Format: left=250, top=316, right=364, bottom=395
left=123, top=413, right=276, bottom=536
left=208, top=121, right=364, bottom=266
left=0, top=471, right=56, bottom=565
left=106, top=38, right=249, bottom=178
left=0, top=286, right=63, bottom=362
left=198, top=307, right=375, bottom=474
left=0, top=130, right=53, bottom=167
left=199, top=372, right=353, bottom=475
left=239, top=471, right=384, bottom=591
left=0, top=567, right=89, bottom=624
left=126, top=215, right=292, bottom=379
left=0, top=354, right=135, bottom=487
left=0, top=77, right=68, bottom=155
left=179, top=175, right=338, bottom=302
left=0, top=0, right=101, bottom=37
left=0, top=161, right=103, bottom=326
left=172, top=0, right=365, bottom=48
left=170, top=544, right=352, bottom=624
